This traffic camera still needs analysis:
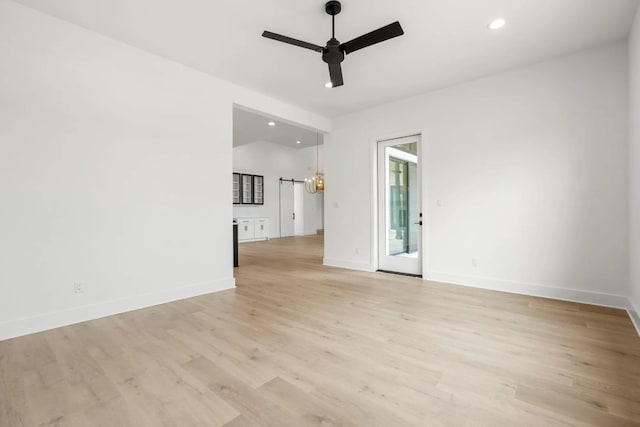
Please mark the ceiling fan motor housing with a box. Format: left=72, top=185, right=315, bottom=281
left=322, top=38, right=344, bottom=64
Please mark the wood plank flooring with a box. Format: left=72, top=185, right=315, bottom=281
left=1, top=234, right=640, bottom=426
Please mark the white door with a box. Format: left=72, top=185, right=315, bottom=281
left=377, top=135, right=422, bottom=276
left=294, top=182, right=304, bottom=236
left=279, top=180, right=295, bottom=237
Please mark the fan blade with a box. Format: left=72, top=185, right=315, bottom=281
left=340, top=21, right=404, bottom=55
left=262, top=31, right=324, bottom=52
left=328, top=63, right=344, bottom=88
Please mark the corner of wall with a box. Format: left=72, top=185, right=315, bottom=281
left=628, top=4, right=640, bottom=336
left=629, top=299, right=640, bottom=336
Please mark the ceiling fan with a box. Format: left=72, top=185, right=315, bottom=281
left=262, top=0, right=404, bottom=88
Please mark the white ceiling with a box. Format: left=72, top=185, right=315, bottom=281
left=233, top=107, right=323, bottom=148
left=13, top=0, right=639, bottom=117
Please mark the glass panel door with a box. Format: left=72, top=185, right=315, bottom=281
left=232, top=173, right=241, bottom=204
left=252, top=175, right=264, bottom=205
left=378, top=135, right=422, bottom=276
left=241, top=174, right=253, bottom=204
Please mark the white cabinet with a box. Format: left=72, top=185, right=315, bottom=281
left=236, top=217, right=269, bottom=242
left=254, top=218, right=268, bottom=239
left=237, top=219, right=255, bottom=241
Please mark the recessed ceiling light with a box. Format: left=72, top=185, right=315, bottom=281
left=325, top=82, right=332, bottom=88
left=488, top=18, right=506, bottom=30
left=296, top=141, right=301, bottom=144
left=268, top=121, right=275, bottom=126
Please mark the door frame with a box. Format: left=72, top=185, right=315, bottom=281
left=370, top=129, right=428, bottom=277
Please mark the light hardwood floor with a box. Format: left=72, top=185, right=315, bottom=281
left=1, top=234, right=640, bottom=426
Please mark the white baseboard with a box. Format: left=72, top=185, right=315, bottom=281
left=0, top=277, right=235, bottom=341
left=425, top=271, right=630, bottom=309
left=426, top=272, right=640, bottom=337
left=238, top=237, right=269, bottom=243
left=323, top=258, right=374, bottom=272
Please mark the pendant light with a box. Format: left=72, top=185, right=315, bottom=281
left=305, top=133, right=324, bottom=194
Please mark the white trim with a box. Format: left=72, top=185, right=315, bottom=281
left=420, top=131, right=430, bottom=277
left=370, top=136, right=379, bottom=271
left=238, top=237, right=269, bottom=243
left=323, top=258, right=374, bottom=272
left=629, top=298, right=640, bottom=336
left=425, top=271, right=630, bottom=309
left=0, top=277, right=236, bottom=341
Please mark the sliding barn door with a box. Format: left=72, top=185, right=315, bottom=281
left=279, top=180, right=295, bottom=237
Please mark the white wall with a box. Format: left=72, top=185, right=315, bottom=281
left=0, top=0, right=329, bottom=340
left=630, top=6, right=640, bottom=320
left=325, top=42, right=630, bottom=307
left=233, top=141, right=324, bottom=237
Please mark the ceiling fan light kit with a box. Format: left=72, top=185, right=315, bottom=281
left=262, top=1, right=404, bottom=88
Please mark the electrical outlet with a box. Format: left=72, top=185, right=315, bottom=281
left=74, top=282, right=84, bottom=294
left=471, top=258, right=477, bottom=268
left=355, top=248, right=360, bottom=255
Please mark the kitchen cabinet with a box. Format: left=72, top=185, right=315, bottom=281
left=241, top=174, right=253, bottom=204
left=237, top=218, right=255, bottom=241
left=252, top=175, right=264, bottom=205
left=236, top=217, right=269, bottom=242
left=254, top=218, right=268, bottom=239
left=233, top=173, right=265, bottom=205
left=232, top=173, right=241, bottom=204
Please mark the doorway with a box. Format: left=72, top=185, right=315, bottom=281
left=377, top=135, right=422, bottom=276
left=232, top=105, right=325, bottom=272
